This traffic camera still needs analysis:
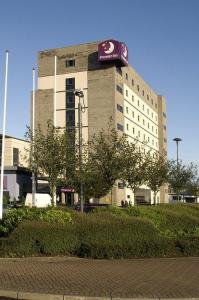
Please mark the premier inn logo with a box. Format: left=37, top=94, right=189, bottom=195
left=98, top=39, right=128, bottom=66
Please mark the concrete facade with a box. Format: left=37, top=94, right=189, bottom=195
left=34, top=40, right=167, bottom=206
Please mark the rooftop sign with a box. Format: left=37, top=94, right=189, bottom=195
left=98, top=40, right=128, bottom=66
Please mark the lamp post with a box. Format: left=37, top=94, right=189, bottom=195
left=74, top=90, right=84, bottom=213
left=173, top=137, right=182, bottom=202
left=0, top=50, right=9, bottom=220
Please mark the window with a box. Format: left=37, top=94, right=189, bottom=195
left=66, top=78, right=75, bottom=110
left=155, top=103, right=157, bottom=109
left=138, top=115, right=140, bottom=122
left=147, top=94, right=149, bottom=100
left=66, top=78, right=75, bottom=90
left=138, top=130, right=140, bottom=137
left=132, top=79, right=134, bottom=86
left=118, top=182, right=124, bottom=189
left=126, top=123, right=129, bottom=131
left=66, top=93, right=75, bottom=108
left=143, top=104, right=145, bottom=111
left=116, top=67, right=122, bottom=75
left=151, top=112, right=153, bottom=118
left=66, top=59, right=75, bottom=67
left=147, top=108, right=149, bottom=115
left=117, top=104, right=123, bottom=113
left=143, top=134, right=146, bottom=140
left=66, top=110, right=75, bottom=127
left=132, top=111, right=134, bottom=118
left=137, top=84, right=140, bottom=91
left=152, top=126, right=154, bottom=132
left=126, top=73, right=128, bottom=80
left=143, top=119, right=145, bottom=125
left=116, top=85, right=123, bottom=94
left=126, top=106, right=128, bottom=114
left=164, top=125, right=167, bottom=130
left=151, top=98, right=154, bottom=105
left=148, top=136, right=150, bottom=142
left=132, top=95, right=134, bottom=102
left=126, top=90, right=128, bottom=97
left=142, top=90, right=144, bottom=96
left=117, top=123, right=123, bottom=131
left=133, top=127, right=135, bottom=134
left=13, top=148, right=19, bottom=166
left=163, top=112, right=166, bottom=118
left=137, top=100, right=140, bottom=106
left=148, top=123, right=150, bottom=129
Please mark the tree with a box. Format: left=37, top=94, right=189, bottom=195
left=186, top=164, right=199, bottom=202
left=26, top=122, right=73, bottom=206
left=81, top=124, right=125, bottom=203
left=168, top=160, right=195, bottom=201
left=120, top=140, right=148, bottom=204
left=145, top=154, right=169, bottom=205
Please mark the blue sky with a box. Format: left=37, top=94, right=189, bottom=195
left=0, top=0, right=199, bottom=163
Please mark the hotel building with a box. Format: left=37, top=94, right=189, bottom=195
left=33, top=40, right=167, bottom=205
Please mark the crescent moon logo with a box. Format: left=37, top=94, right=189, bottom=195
left=102, top=41, right=115, bottom=54
left=123, top=45, right=127, bottom=58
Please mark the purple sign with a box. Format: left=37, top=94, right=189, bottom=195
left=98, top=40, right=128, bottom=66
left=61, top=188, right=75, bottom=193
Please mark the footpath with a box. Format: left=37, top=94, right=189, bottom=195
left=0, top=256, right=199, bottom=300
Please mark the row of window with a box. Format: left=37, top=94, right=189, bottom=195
left=117, top=122, right=158, bottom=148
left=116, top=68, right=157, bottom=108
left=117, top=104, right=158, bottom=135
left=124, top=90, right=158, bottom=121
left=126, top=124, right=158, bottom=147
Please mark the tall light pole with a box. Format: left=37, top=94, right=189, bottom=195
left=32, top=68, right=36, bottom=206
left=74, top=90, right=84, bottom=213
left=0, top=50, right=9, bottom=220
left=173, top=137, right=182, bottom=202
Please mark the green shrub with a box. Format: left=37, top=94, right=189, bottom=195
left=2, top=204, right=199, bottom=258
left=4, top=221, right=77, bottom=257
left=0, top=207, right=72, bottom=235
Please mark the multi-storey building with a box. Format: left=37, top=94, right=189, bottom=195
left=34, top=39, right=167, bottom=205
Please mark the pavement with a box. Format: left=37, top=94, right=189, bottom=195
left=0, top=256, right=199, bottom=300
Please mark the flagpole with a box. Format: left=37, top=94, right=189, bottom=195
left=0, top=50, right=9, bottom=219
left=32, top=68, right=36, bottom=206
left=54, top=56, right=57, bottom=127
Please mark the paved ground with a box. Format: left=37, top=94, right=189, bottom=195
left=0, top=256, right=199, bottom=298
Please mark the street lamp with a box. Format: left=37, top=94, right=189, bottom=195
left=74, top=90, right=84, bottom=213
left=173, top=137, right=182, bottom=202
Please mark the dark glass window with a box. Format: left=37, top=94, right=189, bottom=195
left=66, top=111, right=75, bottom=127
left=66, top=78, right=75, bottom=91
left=126, top=73, right=128, bottom=80
left=116, top=85, right=123, bottom=95
left=116, top=67, right=122, bottom=76
left=117, top=123, right=123, bottom=131
left=13, top=148, right=19, bottom=166
left=66, top=78, right=75, bottom=127
left=118, top=182, right=125, bottom=189
left=66, top=59, right=75, bottom=67
left=117, top=104, right=123, bottom=113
